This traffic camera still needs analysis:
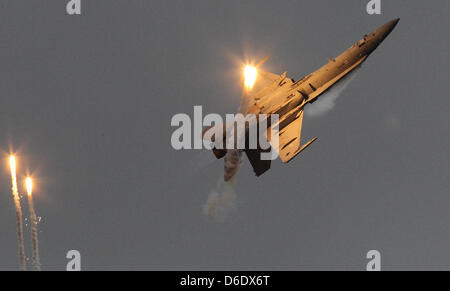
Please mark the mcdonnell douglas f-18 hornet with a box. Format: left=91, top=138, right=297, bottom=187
left=204, top=19, right=399, bottom=181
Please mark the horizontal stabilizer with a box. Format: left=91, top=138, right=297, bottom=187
left=284, top=137, right=318, bottom=163
left=245, top=148, right=271, bottom=176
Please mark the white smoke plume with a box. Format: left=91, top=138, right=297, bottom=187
left=13, top=195, right=26, bottom=271
left=27, top=197, right=41, bottom=271
left=9, top=156, right=26, bottom=271
left=203, top=178, right=237, bottom=221
left=305, top=67, right=360, bottom=117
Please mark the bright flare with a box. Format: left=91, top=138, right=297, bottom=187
left=26, top=177, right=33, bottom=196
left=10, top=156, right=17, bottom=190
left=244, top=65, right=257, bottom=89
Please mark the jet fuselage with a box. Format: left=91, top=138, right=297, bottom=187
left=250, top=18, right=399, bottom=131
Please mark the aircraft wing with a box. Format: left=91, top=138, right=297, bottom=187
left=239, top=69, right=283, bottom=114
left=269, top=109, right=318, bottom=163
left=245, top=148, right=271, bottom=176
left=253, top=70, right=282, bottom=92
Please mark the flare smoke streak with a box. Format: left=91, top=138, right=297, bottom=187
left=27, top=196, right=41, bottom=271
left=9, top=156, right=26, bottom=271
left=26, top=178, right=41, bottom=271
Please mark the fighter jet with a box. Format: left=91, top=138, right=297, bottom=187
left=204, top=19, right=399, bottom=181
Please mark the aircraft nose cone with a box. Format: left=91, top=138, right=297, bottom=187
left=363, top=18, right=399, bottom=56
left=387, top=18, right=400, bottom=32
left=378, top=18, right=400, bottom=40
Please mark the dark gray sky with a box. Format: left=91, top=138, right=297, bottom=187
left=0, top=0, right=449, bottom=270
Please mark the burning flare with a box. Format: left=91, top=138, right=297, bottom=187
left=10, top=156, right=17, bottom=191
left=9, top=155, right=26, bottom=270
left=26, top=177, right=33, bottom=196
left=25, top=177, right=41, bottom=271
left=244, top=65, right=257, bottom=89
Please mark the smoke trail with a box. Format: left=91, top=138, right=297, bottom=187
left=305, top=67, right=360, bottom=117
left=27, top=197, right=41, bottom=271
left=203, top=178, right=238, bottom=221
left=26, top=178, right=41, bottom=271
left=9, top=156, right=26, bottom=271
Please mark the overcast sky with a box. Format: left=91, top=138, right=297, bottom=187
left=0, top=0, right=449, bottom=270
